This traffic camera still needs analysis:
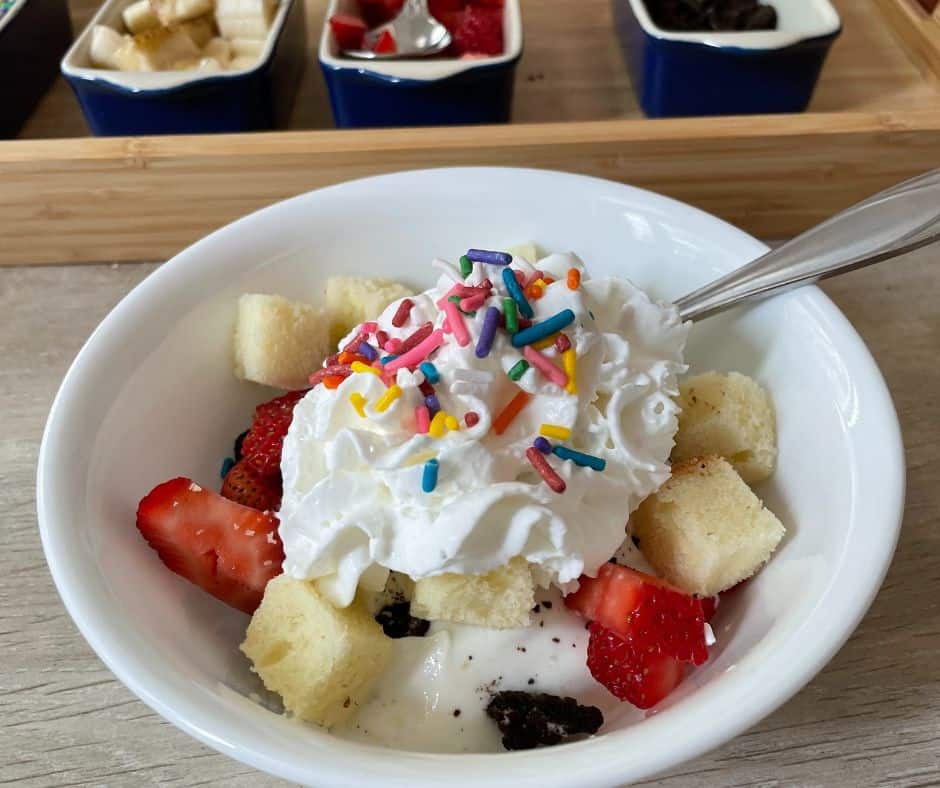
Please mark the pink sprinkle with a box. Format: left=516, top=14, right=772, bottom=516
left=392, top=298, right=414, bottom=328
left=361, top=321, right=378, bottom=334
left=416, top=405, right=430, bottom=434
left=309, top=365, right=351, bottom=386
left=460, top=293, right=486, bottom=312
left=514, top=270, right=526, bottom=285
left=523, top=345, right=569, bottom=388
left=385, top=329, right=445, bottom=372
left=443, top=300, right=471, bottom=347
left=376, top=330, right=389, bottom=346
left=554, top=333, right=572, bottom=353
left=385, top=337, right=403, bottom=353
left=442, top=317, right=451, bottom=333
left=465, top=411, right=480, bottom=427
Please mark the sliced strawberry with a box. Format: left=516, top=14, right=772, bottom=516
left=373, top=29, right=397, bottom=53
left=329, top=13, right=367, bottom=50
left=451, top=5, right=503, bottom=56
left=137, top=477, right=283, bottom=614
left=587, top=622, right=685, bottom=709
left=240, top=389, right=306, bottom=477
left=429, top=0, right=464, bottom=17
left=566, top=563, right=707, bottom=665
left=357, top=0, right=404, bottom=27
left=221, top=460, right=282, bottom=512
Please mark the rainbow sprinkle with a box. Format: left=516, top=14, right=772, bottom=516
left=562, top=349, right=578, bottom=394
left=465, top=411, right=480, bottom=427
left=424, top=394, right=441, bottom=416
left=539, top=423, right=572, bottom=441
left=443, top=300, right=471, bottom=347
left=502, top=267, right=533, bottom=319
left=503, top=298, right=519, bottom=334
left=533, top=437, right=552, bottom=454
left=375, top=385, right=402, bottom=413
left=351, top=361, right=381, bottom=377
left=428, top=411, right=447, bottom=438
left=493, top=390, right=531, bottom=436
left=349, top=392, right=368, bottom=418
left=553, top=445, right=606, bottom=472
left=459, top=255, right=473, bottom=278
left=419, top=361, right=439, bottom=384
left=507, top=359, right=529, bottom=381
left=475, top=306, right=500, bottom=359
left=416, top=405, right=430, bottom=433
left=422, top=458, right=440, bottom=492
left=525, top=447, right=566, bottom=493
left=385, top=329, right=445, bottom=373
left=358, top=341, right=378, bottom=361
left=467, top=249, right=512, bottom=266
left=392, top=298, right=415, bottom=328
left=567, top=268, right=581, bottom=290
left=523, top=345, right=569, bottom=388
left=445, top=414, right=459, bottom=431
left=511, top=309, right=575, bottom=348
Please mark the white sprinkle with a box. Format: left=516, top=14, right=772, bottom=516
left=452, top=368, right=493, bottom=384
left=195, top=529, right=204, bottom=535
left=266, top=532, right=277, bottom=544
left=233, top=523, right=239, bottom=530
left=188, top=482, right=202, bottom=492
left=704, top=622, right=716, bottom=647
left=245, top=529, right=255, bottom=536
left=172, top=501, right=179, bottom=508
left=263, top=560, right=273, bottom=567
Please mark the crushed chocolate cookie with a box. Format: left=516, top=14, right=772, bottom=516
left=528, top=678, right=536, bottom=685
left=486, top=691, right=604, bottom=750
left=552, top=637, right=561, bottom=644
left=531, top=604, right=541, bottom=614
left=645, top=0, right=777, bottom=32
left=541, top=600, right=553, bottom=609
left=375, top=602, right=431, bottom=639
left=453, top=709, right=462, bottom=717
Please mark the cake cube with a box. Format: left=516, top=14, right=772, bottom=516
left=411, top=558, right=535, bottom=629
left=240, top=576, right=391, bottom=727
left=325, top=276, right=414, bottom=347
left=672, top=371, right=777, bottom=484
left=233, top=293, right=330, bottom=390
left=632, top=456, right=785, bottom=597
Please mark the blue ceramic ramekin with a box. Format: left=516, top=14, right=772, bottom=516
left=612, top=0, right=841, bottom=117
left=61, top=0, right=305, bottom=136
left=319, top=0, right=522, bottom=128
left=0, top=0, right=72, bottom=137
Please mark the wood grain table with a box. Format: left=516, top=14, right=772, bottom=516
left=1, top=243, right=938, bottom=787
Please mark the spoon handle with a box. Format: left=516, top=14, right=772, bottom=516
left=674, top=169, right=940, bottom=322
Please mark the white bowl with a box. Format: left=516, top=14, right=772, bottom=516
left=37, top=168, right=904, bottom=787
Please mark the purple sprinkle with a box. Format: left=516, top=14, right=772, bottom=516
left=358, top=341, right=378, bottom=361
left=467, top=248, right=512, bottom=266
left=425, top=394, right=441, bottom=416
left=533, top=437, right=552, bottom=454
left=475, top=306, right=501, bottom=359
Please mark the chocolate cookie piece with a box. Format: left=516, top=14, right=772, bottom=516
left=486, top=691, right=604, bottom=750
left=375, top=602, right=431, bottom=639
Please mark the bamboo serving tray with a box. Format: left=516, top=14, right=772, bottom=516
left=3, top=0, right=940, bottom=265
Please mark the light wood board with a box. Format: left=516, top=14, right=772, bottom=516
left=2, top=248, right=938, bottom=786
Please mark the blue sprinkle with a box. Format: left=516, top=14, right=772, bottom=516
left=533, top=437, right=552, bottom=454
left=358, top=341, right=378, bottom=361
left=381, top=355, right=399, bottom=364
left=475, top=306, right=501, bottom=359
left=422, top=458, right=440, bottom=493
left=425, top=394, right=441, bottom=416
left=501, top=267, right=533, bottom=319
left=511, top=309, right=576, bottom=348
left=220, top=457, right=235, bottom=478
left=419, top=361, right=440, bottom=384
left=467, top=248, right=512, bottom=266
left=552, top=445, right=606, bottom=472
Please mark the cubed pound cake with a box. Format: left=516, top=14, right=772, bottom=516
left=233, top=294, right=331, bottom=390
left=325, top=276, right=415, bottom=347
left=672, top=371, right=777, bottom=485
left=241, top=576, right=391, bottom=728
left=411, top=557, right=535, bottom=629
left=632, top=456, right=784, bottom=597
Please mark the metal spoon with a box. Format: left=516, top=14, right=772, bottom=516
left=675, top=169, right=940, bottom=322
left=343, top=0, right=452, bottom=60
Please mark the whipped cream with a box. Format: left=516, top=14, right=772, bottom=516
left=278, top=252, right=689, bottom=606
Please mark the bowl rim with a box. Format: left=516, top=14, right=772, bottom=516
left=0, top=0, right=28, bottom=36
left=60, top=0, right=292, bottom=94
left=318, top=0, right=522, bottom=83
left=37, top=167, right=905, bottom=787
left=625, top=0, right=842, bottom=50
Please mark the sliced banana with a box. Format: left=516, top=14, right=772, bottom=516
left=214, top=0, right=276, bottom=40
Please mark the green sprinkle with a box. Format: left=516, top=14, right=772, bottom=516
left=459, top=255, right=473, bottom=278
left=503, top=298, right=519, bottom=334
left=449, top=294, right=476, bottom=317
left=508, top=359, right=529, bottom=381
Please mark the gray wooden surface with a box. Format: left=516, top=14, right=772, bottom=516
left=2, top=251, right=938, bottom=787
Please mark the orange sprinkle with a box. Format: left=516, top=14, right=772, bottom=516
left=492, top=390, right=532, bottom=436
left=338, top=352, right=367, bottom=365
left=323, top=375, right=345, bottom=389
left=567, top=268, right=581, bottom=290
left=543, top=276, right=556, bottom=285
left=526, top=283, right=544, bottom=300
